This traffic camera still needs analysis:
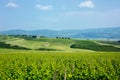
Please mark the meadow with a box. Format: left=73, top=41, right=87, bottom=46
left=0, top=35, right=120, bottom=79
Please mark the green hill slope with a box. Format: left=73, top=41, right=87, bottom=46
left=70, top=40, right=120, bottom=52
left=0, top=35, right=120, bottom=52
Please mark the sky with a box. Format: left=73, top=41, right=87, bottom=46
left=0, top=0, right=120, bottom=30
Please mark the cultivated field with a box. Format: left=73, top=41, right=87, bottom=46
left=0, top=49, right=120, bottom=79
left=0, top=35, right=120, bottom=79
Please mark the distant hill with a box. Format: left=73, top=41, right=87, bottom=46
left=0, top=27, right=120, bottom=39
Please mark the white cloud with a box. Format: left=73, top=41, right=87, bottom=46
left=79, top=0, right=95, bottom=8
left=5, top=2, right=18, bottom=8
left=35, top=4, right=53, bottom=10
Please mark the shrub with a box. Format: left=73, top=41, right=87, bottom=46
left=36, top=48, right=60, bottom=51
left=0, top=42, right=31, bottom=50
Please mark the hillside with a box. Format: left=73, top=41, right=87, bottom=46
left=0, top=35, right=120, bottom=52
left=0, top=27, right=120, bottom=39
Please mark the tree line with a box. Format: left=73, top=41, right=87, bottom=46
left=56, top=37, right=70, bottom=39
left=8, top=35, right=46, bottom=40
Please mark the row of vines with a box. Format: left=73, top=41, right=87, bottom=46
left=0, top=52, right=120, bottom=79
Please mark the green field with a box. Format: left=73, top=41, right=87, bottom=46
left=0, top=49, right=120, bottom=79
left=0, top=35, right=120, bottom=52
left=0, top=35, right=120, bottom=79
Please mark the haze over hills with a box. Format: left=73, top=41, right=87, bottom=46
left=0, top=27, right=120, bottom=39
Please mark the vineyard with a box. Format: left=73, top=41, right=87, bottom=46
left=0, top=49, right=120, bottom=79
left=70, top=40, right=120, bottom=52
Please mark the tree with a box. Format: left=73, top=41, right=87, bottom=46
left=32, top=35, right=37, bottom=38
left=68, top=37, right=70, bottom=39
left=56, top=36, right=58, bottom=39
left=118, top=40, right=120, bottom=43
left=62, top=37, right=64, bottom=39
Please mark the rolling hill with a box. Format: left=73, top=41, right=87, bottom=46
left=0, top=35, right=120, bottom=52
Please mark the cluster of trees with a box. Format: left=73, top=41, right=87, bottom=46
left=0, top=42, right=31, bottom=50
left=8, top=35, right=46, bottom=40
left=36, top=48, right=60, bottom=51
left=9, top=35, right=34, bottom=38
left=56, top=37, right=70, bottom=39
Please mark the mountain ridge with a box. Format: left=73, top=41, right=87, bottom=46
left=0, top=27, right=120, bottom=39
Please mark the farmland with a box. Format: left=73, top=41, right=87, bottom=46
left=0, top=49, right=120, bottom=79
left=0, top=35, right=120, bottom=79
left=0, top=35, right=120, bottom=52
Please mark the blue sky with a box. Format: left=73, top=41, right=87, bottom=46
left=0, top=0, right=120, bottom=30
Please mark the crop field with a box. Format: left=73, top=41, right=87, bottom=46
left=0, top=49, right=120, bottom=80
left=0, top=35, right=120, bottom=79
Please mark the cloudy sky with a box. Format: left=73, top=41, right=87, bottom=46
left=0, top=0, right=120, bottom=30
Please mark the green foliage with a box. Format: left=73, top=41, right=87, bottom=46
left=12, top=35, right=36, bottom=40
left=36, top=48, right=61, bottom=51
left=97, top=40, right=120, bottom=45
left=0, top=42, right=31, bottom=50
left=70, top=40, right=120, bottom=51
left=9, top=35, right=46, bottom=40
left=0, top=50, right=120, bottom=79
left=56, top=37, right=71, bottom=39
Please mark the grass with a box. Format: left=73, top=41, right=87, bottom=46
left=0, top=36, right=75, bottom=50
left=0, top=42, right=31, bottom=50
